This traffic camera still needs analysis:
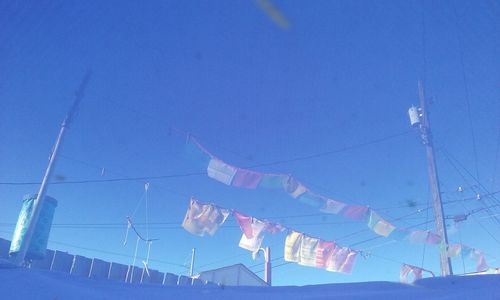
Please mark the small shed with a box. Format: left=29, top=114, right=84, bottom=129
left=195, top=263, right=268, bottom=287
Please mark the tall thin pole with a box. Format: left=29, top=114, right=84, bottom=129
left=417, top=80, right=453, bottom=276
left=189, top=248, right=196, bottom=276
left=263, top=247, right=271, bottom=286
left=11, top=71, right=92, bottom=266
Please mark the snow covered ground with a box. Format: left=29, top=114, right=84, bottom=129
left=1, top=265, right=499, bottom=300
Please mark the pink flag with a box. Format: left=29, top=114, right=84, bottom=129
left=320, top=199, right=347, bottom=214
left=234, top=211, right=253, bottom=238
left=342, top=205, right=369, bottom=220
left=232, top=168, right=263, bottom=189
left=471, top=249, right=489, bottom=272
left=426, top=232, right=442, bottom=244
left=326, top=246, right=358, bottom=273
left=316, top=240, right=335, bottom=268
left=400, top=264, right=423, bottom=283
left=207, top=158, right=237, bottom=185
left=182, top=198, right=230, bottom=236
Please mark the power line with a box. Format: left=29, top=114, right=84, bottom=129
left=451, top=1, right=480, bottom=181
left=0, top=130, right=412, bottom=186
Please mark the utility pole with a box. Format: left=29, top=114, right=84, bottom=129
left=409, top=80, right=453, bottom=276
left=11, top=71, right=92, bottom=266
left=189, top=248, right=196, bottom=276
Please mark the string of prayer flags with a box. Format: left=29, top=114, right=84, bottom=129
left=186, top=136, right=447, bottom=241
left=284, top=231, right=358, bottom=274
left=182, top=198, right=230, bottom=236
left=400, top=264, right=424, bottom=283
left=368, top=210, right=396, bottom=237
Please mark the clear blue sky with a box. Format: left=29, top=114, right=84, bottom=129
left=1, top=0, right=499, bottom=286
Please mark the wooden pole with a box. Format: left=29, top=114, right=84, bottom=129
left=417, top=80, right=453, bottom=276
left=12, top=71, right=91, bottom=266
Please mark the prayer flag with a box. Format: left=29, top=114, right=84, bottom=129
left=259, top=174, right=286, bottom=189
left=264, top=221, right=285, bottom=234
left=326, top=246, right=357, bottom=274
left=234, top=211, right=253, bottom=238
left=408, top=230, right=429, bottom=244
left=239, top=218, right=266, bottom=252
left=232, top=168, right=263, bottom=189
left=342, top=205, right=369, bottom=220
left=426, top=232, right=442, bottom=244
left=298, top=192, right=325, bottom=209
left=320, top=199, right=347, bottom=215
left=316, top=240, right=335, bottom=268
left=447, top=244, right=462, bottom=257
left=400, top=264, right=423, bottom=283
left=284, top=231, right=303, bottom=263
left=298, top=235, right=320, bottom=267
left=182, top=198, right=230, bottom=236
left=471, top=249, right=488, bottom=272
left=207, top=158, right=237, bottom=185
left=283, top=176, right=307, bottom=198
left=367, top=210, right=395, bottom=237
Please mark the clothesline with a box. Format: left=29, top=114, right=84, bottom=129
left=185, top=135, right=443, bottom=245
left=180, top=197, right=491, bottom=277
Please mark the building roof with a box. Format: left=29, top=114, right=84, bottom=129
left=196, top=263, right=268, bottom=287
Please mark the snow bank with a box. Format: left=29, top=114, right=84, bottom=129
left=0, top=267, right=499, bottom=300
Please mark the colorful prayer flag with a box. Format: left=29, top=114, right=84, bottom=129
left=232, top=168, right=263, bottom=189
left=298, top=192, right=325, bottom=209
left=367, top=210, right=395, bottom=237
left=316, top=240, right=335, bottom=268
left=258, top=174, right=287, bottom=189
left=447, top=244, right=462, bottom=257
left=326, top=246, right=357, bottom=274
left=400, top=264, right=423, bottom=283
left=320, top=199, right=347, bottom=215
left=298, top=235, right=320, bottom=267
left=207, top=158, right=237, bottom=185
left=239, top=218, right=266, bottom=252
left=234, top=211, right=253, bottom=238
left=342, top=205, right=369, bottom=220
left=182, top=198, right=230, bottom=236
left=284, top=231, right=303, bottom=263
left=408, top=230, right=429, bottom=244
left=283, top=176, right=307, bottom=198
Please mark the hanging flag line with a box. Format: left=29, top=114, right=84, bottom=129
left=181, top=197, right=360, bottom=274
left=186, top=136, right=439, bottom=243
left=180, top=198, right=490, bottom=275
